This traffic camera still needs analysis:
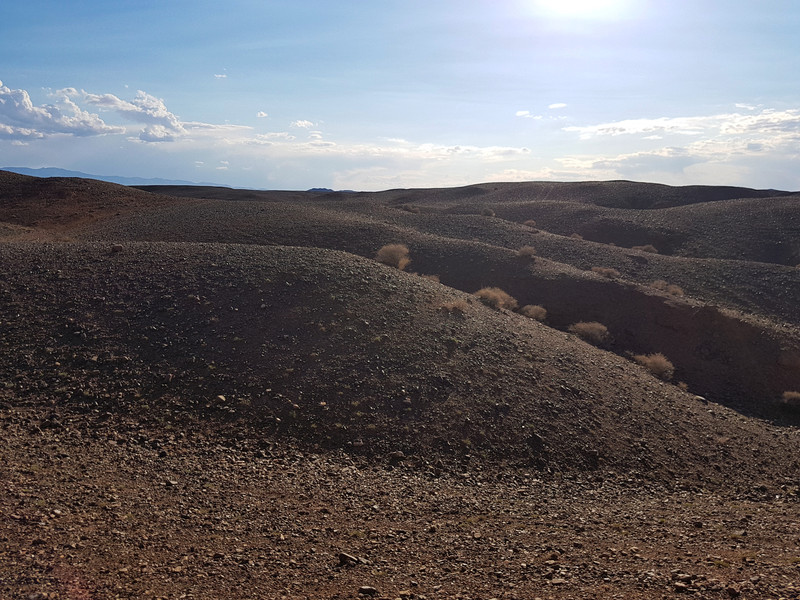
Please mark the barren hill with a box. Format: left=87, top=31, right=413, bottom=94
left=2, top=171, right=800, bottom=599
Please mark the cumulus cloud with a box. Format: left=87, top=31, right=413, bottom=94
left=70, top=88, right=186, bottom=142
left=548, top=103, right=567, bottom=109
left=0, top=80, right=123, bottom=139
left=256, top=111, right=268, bottom=118
left=214, top=74, right=227, bottom=79
left=290, top=119, right=314, bottom=128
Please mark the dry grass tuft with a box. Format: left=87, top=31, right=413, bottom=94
left=651, top=280, right=668, bottom=290
left=481, top=207, right=496, bottom=217
left=517, top=245, right=537, bottom=259
left=375, top=243, right=411, bottom=271
left=401, top=204, right=420, bottom=214
left=474, top=287, right=518, bottom=311
left=568, top=321, right=609, bottom=345
left=420, top=273, right=440, bottom=283
left=569, top=233, right=584, bottom=240
left=633, top=353, right=675, bottom=380
left=650, top=280, right=685, bottom=296
left=665, top=284, right=685, bottom=297
left=439, top=299, right=470, bottom=314
left=632, top=244, right=659, bottom=253
left=519, top=304, right=547, bottom=321
left=522, top=219, right=537, bottom=227
left=592, top=266, right=621, bottom=279
left=781, top=390, right=800, bottom=409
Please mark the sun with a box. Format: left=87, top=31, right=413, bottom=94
left=533, top=0, right=629, bottom=19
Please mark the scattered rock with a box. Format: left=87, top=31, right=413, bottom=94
left=358, top=585, right=379, bottom=596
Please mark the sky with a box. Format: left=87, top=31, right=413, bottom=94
left=1, top=0, right=799, bottom=191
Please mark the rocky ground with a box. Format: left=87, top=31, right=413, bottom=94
left=3, top=406, right=800, bottom=600
left=2, top=172, right=799, bottom=599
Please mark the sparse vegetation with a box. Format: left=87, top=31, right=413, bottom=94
left=517, top=245, right=537, bottom=259
left=568, top=321, right=609, bottom=345
left=519, top=304, right=547, bottom=321
left=474, top=287, right=518, bottom=310
left=439, top=299, right=469, bottom=314
left=651, top=280, right=685, bottom=296
left=420, top=273, right=440, bottom=283
left=632, top=244, right=659, bottom=253
left=522, top=219, right=537, bottom=227
left=592, top=266, right=621, bottom=279
left=481, top=207, right=496, bottom=217
left=665, top=284, right=685, bottom=297
left=780, top=390, right=800, bottom=409
left=633, top=353, right=675, bottom=380
left=401, top=204, right=420, bottom=214
left=375, top=243, right=411, bottom=270
left=569, top=233, right=583, bottom=240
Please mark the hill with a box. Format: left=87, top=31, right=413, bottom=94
left=2, top=170, right=799, bottom=599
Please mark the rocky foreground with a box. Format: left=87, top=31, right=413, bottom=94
left=3, top=406, right=800, bottom=600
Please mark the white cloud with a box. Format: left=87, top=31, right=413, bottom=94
left=564, top=115, right=712, bottom=139
left=290, top=119, right=314, bottom=128
left=548, top=103, right=567, bottom=109
left=256, top=111, right=268, bottom=118
left=515, top=110, right=542, bottom=119
left=564, top=109, right=800, bottom=142
left=138, top=125, right=177, bottom=142
left=0, top=80, right=123, bottom=139
left=71, top=88, right=186, bottom=142
left=214, top=74, right=227, bottom=79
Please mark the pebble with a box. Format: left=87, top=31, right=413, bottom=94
left=358, top=585, right=379, bottom=596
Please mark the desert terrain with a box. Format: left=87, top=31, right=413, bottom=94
left=1, top=169, right=799, bottom=599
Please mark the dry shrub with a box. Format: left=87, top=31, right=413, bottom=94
left=439, top=299, right=469, bottom=314
left=665, top=284, right=685, bottom=297
left=650, top=280, right=668, bottom=290
left=420, top=273, right=440, bottom=283
left=474, top=287, right=518, bottom=310
left=375, top=243, right=411, bottom=270
left=517, top=245, right=537, bottom=259
left=401, top=204, right=420, bottom=214
left=481, top=207, right=496, bottom=217
left=632, top=244, right=659, bottom=253
left=633, top=353, right=675, bottom=380
left=569, top=233, right=583, bottom=240
left=781, top=390, right=800, bottom=409
left=651, top=280, right=684, bottom=296
left=522, top=219, right=537, bottom=227
left=520, top=304, right=547, bottom=321
left=568, top=321, right=609, bottom=345
left=591, top=266, right=621, bottom=279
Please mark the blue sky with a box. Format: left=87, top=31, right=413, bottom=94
left=1, top=0, right=799, bottom=190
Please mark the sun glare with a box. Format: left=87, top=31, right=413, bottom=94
left=534, top=0, right=629, bottom=19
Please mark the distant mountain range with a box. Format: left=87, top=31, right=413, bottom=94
left=1, top=167, right=228, bottom=188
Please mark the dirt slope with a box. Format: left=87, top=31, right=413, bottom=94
left=2, top=172, right=800, bottom=600
left=4, top=240, right=796, bottom=484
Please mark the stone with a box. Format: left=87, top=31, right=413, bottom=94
left=726, top=586, right=741, bottom=597
left=358, top=586, right=379, bottom=596
left=339, top=552, right=359, bottom=566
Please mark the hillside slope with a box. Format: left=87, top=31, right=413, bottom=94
left=1, top=241, right=797, bottom=486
